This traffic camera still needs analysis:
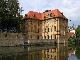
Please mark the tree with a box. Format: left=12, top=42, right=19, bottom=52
left=76, top=25, right=80, bottom=39
left=68, top=35, right=76, bottom=47
left=75, top=46, right=80, bottom=59
left=0, top=0, right=22, bottom=32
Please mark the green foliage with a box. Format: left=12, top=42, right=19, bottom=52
left=74, top=25, right=80, bottom=59
left=76, top=25, right=80, bottom=39
left=68, top=35, right=76, bottom=47
left=69, top=25, right=80, bottom=47
left=75, top=46, right=80, bottom=59
left=0, top=0, right=22, bottom=30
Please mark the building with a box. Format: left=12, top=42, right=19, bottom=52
left=67, top=26, right=75, bottom=39
left=68, top=26, right=75, bottom=34
left=21, top=9, right=68, bottom=43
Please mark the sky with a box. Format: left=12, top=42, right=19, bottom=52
left=19, top=0, right=80, bottom=27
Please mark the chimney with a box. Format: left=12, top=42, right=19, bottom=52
left=45, top=10, right=51, bottom=12
left=25, top=14, right=27, bottom=16
left=61, top=12, right=63, bottom=15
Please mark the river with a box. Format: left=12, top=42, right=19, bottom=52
left=0, top=44, right=79, bottom=60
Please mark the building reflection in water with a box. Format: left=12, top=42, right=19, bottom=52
left=0, top=44, right=68, bottom=60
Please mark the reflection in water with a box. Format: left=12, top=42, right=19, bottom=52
left=0, top=44, right=68, bottom=60
left=68, top=48, right=77, bottom=60
left=75, top=46, right=80, bottom=59
left=68, top=55, right=77, bottom=60
left=68, top=46, right=80, bottom=60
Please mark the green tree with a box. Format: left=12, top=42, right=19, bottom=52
left=68, top=35, right=76, bottom=47
left=0, top=0, right=22, bottom=32
left=76, top=25, right=80, bottom=39
left=76, top=46, right=80, bottom=59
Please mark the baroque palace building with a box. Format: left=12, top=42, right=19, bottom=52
left=21, top=9, right=68, bottom=43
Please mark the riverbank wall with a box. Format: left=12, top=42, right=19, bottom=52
left=0, top=33, right=56, bottom=46
left=0, top=33, right=25, bottom=46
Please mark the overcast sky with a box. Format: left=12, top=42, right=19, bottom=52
left=19, top=0, right=80, bottom=27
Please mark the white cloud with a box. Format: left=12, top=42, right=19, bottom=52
left=19, top=0, right=80, bottom=26
left=19, top=0, right=48, bottom=13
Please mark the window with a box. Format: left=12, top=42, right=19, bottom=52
left=44, top=21, right=46, bottom=24
left=50, top=13, right=53, bottom=17
left=48, top=14, right=50, bottom=16
left=63, top=20, right=64, bottom=23
left=31, top=36, right=32, bottom=39
left=44, top=16, right=46, bottom=18
left=48, top=35, right=49, bottom=39
left=48, top=28, right=49, bottom=32
left=51, top=35, right=52, bottom=39
left=38, top=21, right=39, bottom=26
left=51, top=55, right=53, bottom=59
left=51, top=28, right=52, bottom=32
left=33, top=14, right=36, bottom=18
left=65, top=27, right=66, bottom=30
left=54, top=26, right=56, bottom=31
left=35, top=28, right=37, bottom=32
left=44, top=36, right=46, bottom=39
left=37, top=36, right=39, bottom=39
left=31, top=22, right=32, bottom=25
left=45, top=28, right=46, bottom=32
left=38, top=29, right=39, bottom=33
left=54, top=35, right=56, bottom=39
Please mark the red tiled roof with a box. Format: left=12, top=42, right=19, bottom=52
left=51, top=9, right=67, bottom=19
left=26, top=11, right=42, bottom=20
left=51, top=9, right=61, bottom=17
left=24, top=9, right=67, bottom=20
left=67, top=32, right=74, bottom=36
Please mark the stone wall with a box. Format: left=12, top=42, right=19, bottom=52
left=0, top=33, right=26, bottom=46
left=0, top=33, right=57, bottom=46
left=25, top=39, right=57, bottom=45
left=27, top=39, right=56, bottom=43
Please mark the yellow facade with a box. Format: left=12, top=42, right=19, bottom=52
left=21, top=9, right=68, bottom=43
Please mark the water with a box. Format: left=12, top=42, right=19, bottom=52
left=68, top=55, right=78, bottom=60
left=0, top=44, right=79, bottom=60
left=68, top=46, right=80, bottom=60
